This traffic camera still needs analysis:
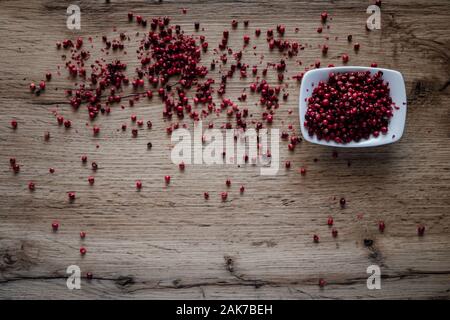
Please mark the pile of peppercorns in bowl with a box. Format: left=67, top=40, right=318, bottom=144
left=299, top=66, right=407, bottom=147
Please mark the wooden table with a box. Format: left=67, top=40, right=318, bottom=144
left=0, top=0, right=449, bottom=299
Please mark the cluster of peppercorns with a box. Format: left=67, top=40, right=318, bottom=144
left=304, top=71, right=394, bottom=143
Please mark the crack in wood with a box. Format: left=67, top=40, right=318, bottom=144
left=3, top=269, right=449, bottom=290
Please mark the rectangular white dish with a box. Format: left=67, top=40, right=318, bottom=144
left=299, top=66, right=407, bottom=147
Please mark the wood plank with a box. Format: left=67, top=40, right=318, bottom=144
left=0, top=0, right=449, bottom=299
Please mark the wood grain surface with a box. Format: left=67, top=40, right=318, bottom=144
left=0, top=0, right=449, bottom=299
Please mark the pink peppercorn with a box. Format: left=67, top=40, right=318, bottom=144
left=318, top=278, right=326, bottom=287
left=327, top=217, right=334, bottom=226
left=313, top=235, right=319, bottom=243
left=378, top=221, right=386, bottom=233
left=52, top=222, right=59, bottom=231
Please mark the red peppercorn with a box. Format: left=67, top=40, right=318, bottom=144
left=179, top=162, right=185, bottom=171
left=285, top=161, right=291, bottom=169
left=226, top=179, right=231, bottom=187
left=327, top=217, right=334, bottom=226
left=378, top=221, right=386, bottom=233
left=81, top=155, right=87, bottom=163
left=49, top=167, right=55, bottom=174
left=204, top=192, right=209, bottom=200
left=332, top=228, right=338, bottom=238
left=300, top=167, right=306, bottom=176
left=46, top=72, right=52, bottom=81
left=30, top=82, right=36, bottom=92
left=240, top=185, right=245, bottom=193
left=28, top=181, right=35, bottom=191
left=11, top=120, right=18, bottom=129
left=354, top=43, right=360, bottom=51
left=164, top=175, right=171, bottom=184
left=39, top=81, right=46, bottom=90
left=91, top=162, right=98, bottom=170
left=318, top=278, right=326, bottom=287
left=80, top=231, right=86, bottom=239
left=317, top=27, right=323, bottom=33
left=86, top=272, right=93, bottom=280
left=80, top=247, right=87, bottom=255
left=131, top=114, right=137, bottom=122
left=92, top=126, right=100, bottom=135
left=371, top=62, right=378, bottom=67
left=342, top=54, right=349, bottom=63
left=68, top=192, right=76, bottom=200
left=132, top=129, right=138, bottom=137
left=321, top=12, right=328, bottom=22
left=64, top=120, right=71, bottom=128
left=88, top=176, right=95, bottom=185
left=136, top=180, right=142, bottom=189
left=417, top=225, right=425, bottom=236
left=276, top=24, right=286, bottom=35
left=221, top=192, right=228, bottom=201
left=44, top=131, right=50, bottom=141
left=313, top=234, right=319, bottom=243
left=52, top=221, right=59, bottom=231
left=340, top=198, right=346, bottom=208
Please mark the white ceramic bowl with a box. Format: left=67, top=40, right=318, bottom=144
left=299, top=66, right=407, bottom=147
